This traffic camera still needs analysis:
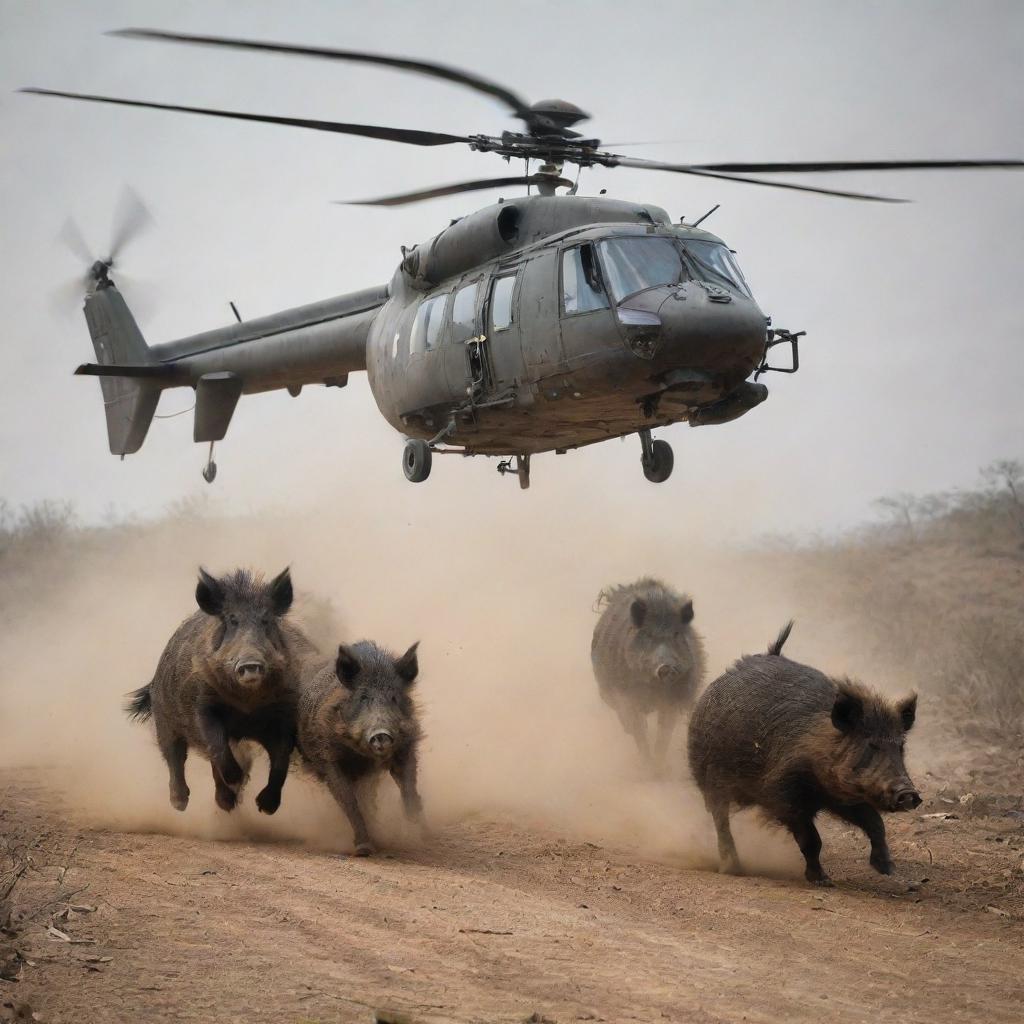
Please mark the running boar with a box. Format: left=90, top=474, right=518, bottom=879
left=297, top=640, right=425, bottom=856
left=592, top=578, right=706, bottom=769
left=125, top=567, right=316, bottom=814
left=688, top=621, right=921, bottom=885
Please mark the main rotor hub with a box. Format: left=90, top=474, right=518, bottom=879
left=527, top=99, right=590, bottom=138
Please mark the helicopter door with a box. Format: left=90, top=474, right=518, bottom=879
left=403, top=290, right=453, bottom=412
left=557, top=243, right=614, bottom=376
left=443, top=278, right=482, bottom=398
left=481, top=268, right=526, bottom=399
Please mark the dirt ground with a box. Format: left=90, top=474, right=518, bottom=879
left=2, top=767, right=1022, bottom=1024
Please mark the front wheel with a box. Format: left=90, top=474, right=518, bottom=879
left=403, top=439, right=432, bottom=483
left=642, top=439, right=674, bottom=483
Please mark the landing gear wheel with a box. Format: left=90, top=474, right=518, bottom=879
left=642, top=439, right=674, bottom=483
left=517, top=454, right=531, bottom=490
left=403, top=439, right=432, bottom=483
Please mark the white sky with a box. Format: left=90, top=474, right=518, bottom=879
left=1, top=0, right=1022, bottom=537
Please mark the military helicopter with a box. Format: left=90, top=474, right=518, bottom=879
left=23, top=29, right=1024, bottom=488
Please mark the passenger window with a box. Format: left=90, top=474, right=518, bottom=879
left=490, top=273, right=517, bottom=332
left=410, top=293, right=449, bottom=354
left=562, top=244, right=609, bottom=314
left=451, top=281, right=478, bottom=343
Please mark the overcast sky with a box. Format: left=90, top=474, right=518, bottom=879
left=1, top=0, right=1021, bottom=538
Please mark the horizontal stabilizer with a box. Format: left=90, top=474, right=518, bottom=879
left=76, top=361, right=178, bottom=379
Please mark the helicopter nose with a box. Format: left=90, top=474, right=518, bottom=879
left=653, top=290, right=767, bottom=373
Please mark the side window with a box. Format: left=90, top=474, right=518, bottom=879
left=451, top=281, right=479, bottom=343
left=490, top=273, right=517, bottom=332
left=562, top=244, right=609, bottom=315
left=410, top=293, right=449, bottom=354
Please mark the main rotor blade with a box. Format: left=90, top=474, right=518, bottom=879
left=19, top=88, right=471, bottom=147
left=609, top=155, right=908, bottom=202
left=58, top=217, right=94, bottom=265
left=110, top=28, right=536, bottom=122
left=690, top=158, right=1024, bottom=173
left=336, top=174, right=575, bottom=207
left=109, top=185, right=153, bottom=262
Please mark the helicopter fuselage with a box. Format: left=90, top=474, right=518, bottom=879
left=77, top=194, right=773, bottom=481
left=365, top=194, right=769, bottom=455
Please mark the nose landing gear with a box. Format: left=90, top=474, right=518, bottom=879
left=639, top=429, right=673, bottom=483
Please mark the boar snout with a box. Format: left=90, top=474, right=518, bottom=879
left=235, top=658, right=267, bottom=683
left=368, top=729, right=394, bottom=755
left=892, top=785, right=922, bottom=811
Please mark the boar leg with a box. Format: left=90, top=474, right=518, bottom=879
left=210, top=763, right=238, bottom=812
left=196, top=704, right=244, bottom=787
left=160, top=735, right=190, bottom=812
left=325, top=766, right=375, bottom=856
left=709, top=801, right=742, bottom=875
left=652, top=706, right=679, bottom=773
left=390, top=751, right=427, bottom=832
left=614, top=702, right=651, bottom=761
left=832, top=803, right=893, bottom=875
left=788, top=814, right=832, bottom=886
left=255, top=727, right=294, bottom=816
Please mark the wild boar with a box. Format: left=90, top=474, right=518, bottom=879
left=125, top=567, right=316, bottom=814
left=592, top=578, right=706, bottom=769
left=688, top=621, right=921, bottom=885
left=297, top=640, right=425, bottom=856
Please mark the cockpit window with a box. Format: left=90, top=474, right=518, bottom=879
left=597, top=237, right=687, bottom=303
left=410, top=293, right=448, bottom=354
left=490, top=273, right=517, bottom=331
left=682, top=240, right=752, bottom=298
left=562, top=244, right=610, bottom=314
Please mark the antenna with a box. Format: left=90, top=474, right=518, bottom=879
left=229, top=301, right=242, bottom=323
left=691, top=204, right=720, bottom=228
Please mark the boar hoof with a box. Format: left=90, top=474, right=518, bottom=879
left=215, top=787, right=238, bottom=812
left=354, top=842, right=376, bottom=857
left=806, top=871, right=835, bottom=887
left=169, top=789, right=190, bottom=812
left=870, top=854, right=894, bottom=876
left=256, top=787, right=281, bottom=815
left=720, top=858, right=743, bottom=876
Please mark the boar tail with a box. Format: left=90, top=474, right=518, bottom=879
left=124, top=684, right=153, bottom=723
left=767, top=620, right=795, bottom=657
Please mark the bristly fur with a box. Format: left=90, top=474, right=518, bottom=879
left=595, top=576, right=687, bottom=612
left=767, top=620, right=795, bottom=657
left=124, top=684, right=153, bottom=722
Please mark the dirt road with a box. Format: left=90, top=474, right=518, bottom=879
left=2, top=768, right=1022, bottom=1024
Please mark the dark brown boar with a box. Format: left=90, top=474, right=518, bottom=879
left=592, top=578, right=706, bottom=769
left=297, top=640, right=424, bottom=856
left=688, top=621, right=921, bottom=885
left=125, top=567, right=317, bottom=814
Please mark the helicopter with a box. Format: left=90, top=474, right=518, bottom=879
left=22, top=29, right=1024, bottom=489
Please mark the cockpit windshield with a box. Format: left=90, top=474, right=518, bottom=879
left=682, top=240, right=753, bottom=298
left=597, top=237, right=687, bottom=303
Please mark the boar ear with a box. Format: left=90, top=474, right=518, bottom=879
left=196, top=568, right=224, bottom=617
left=268, top=567, right=293, bottom=616
left=630, top=599, right=647, bottom=628
left=831, top=689, right=864, bottom=734
left=395, top=641, right=420, bottom=685
left=897, top=693, right=917, bottom=732
left=680, top=600, right=694, bottom=624
left=335, top=644, right=360, bottom=684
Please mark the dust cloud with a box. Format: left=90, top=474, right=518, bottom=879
left=0, top=469, right=911, bottom=881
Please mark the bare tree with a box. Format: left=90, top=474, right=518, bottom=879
left=981, top=458, right=1024, bottom=536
